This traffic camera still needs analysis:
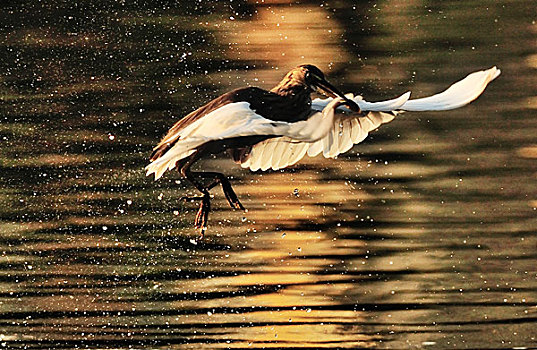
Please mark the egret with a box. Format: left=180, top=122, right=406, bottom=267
left=146, top=64, right=500, bottom=238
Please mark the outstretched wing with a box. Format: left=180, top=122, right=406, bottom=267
left=399, top=66, right=501, bottom=111
left=240, top=66, right=500, bottom=171
left=240, top=94, right=410, bottom=171
left=146, top=102, right=280, bottom=180
left=145, top=99, right=341, bottom=180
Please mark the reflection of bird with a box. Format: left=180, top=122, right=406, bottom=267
left=146, top=65, right=500, bottom=238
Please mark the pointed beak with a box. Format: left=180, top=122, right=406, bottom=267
left=314, top=78, right=360, bottom=112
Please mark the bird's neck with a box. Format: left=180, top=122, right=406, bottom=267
left=270, top=80, right=311, bottom=98
left=270, top=82, right=313, bottom=120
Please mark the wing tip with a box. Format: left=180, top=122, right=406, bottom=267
left=489, top=66, right=501, bottom=81
left=145, top=161, right=167, bottom=181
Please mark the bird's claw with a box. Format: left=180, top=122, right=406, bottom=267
left=226, top=194, right=245, bottom=210
left=197, top=226, right=207, bottom=240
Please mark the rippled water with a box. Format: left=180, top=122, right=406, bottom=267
left=1, top=0, right=536, bottom=348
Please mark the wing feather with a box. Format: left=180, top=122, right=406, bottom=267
left=339, top=118, right=354, bottom=155
left=285, top=142, right=309, bottom=169
left=400, top=66, right=500, bottom=111
left=241, top=67, right=499, bottom=171
left=307, top=138, right=323, bottom=158
left=323, top=126, right=334, bottom=158
left=146, top=102, right=305, bottom=179
left=151, top=67, right=500, bottom=175
left=261, top=140, right=278, bottom=171
left=271, top=139, right=288, bottom=170
left=350, top=118, right=361, bottom=142
left=249, top=140, right=268, bottom=172
left=240, top=109, right=399, bottom=170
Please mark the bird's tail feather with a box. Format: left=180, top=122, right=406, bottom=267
left=145, top=159, right=172, bottom=181
left=145, top=149, right=196, bottom=180
left=145, top=140, right=201, bottom=180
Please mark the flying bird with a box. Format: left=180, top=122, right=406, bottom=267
left=146, top=64, right=500, bottom=238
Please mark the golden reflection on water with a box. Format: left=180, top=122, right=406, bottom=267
left=1, top=0, right=537, bottom=348
left=221, top=3, right=350, bottom=84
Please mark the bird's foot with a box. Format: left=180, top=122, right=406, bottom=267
left=194, top=193, right=210, bottom=239
left=222, top=182, right=245, bottom=210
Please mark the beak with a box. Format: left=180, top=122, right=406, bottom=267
left=314, top=78, right=360, bottom=112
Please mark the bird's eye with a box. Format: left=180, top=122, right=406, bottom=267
left=305, top=71, right=311, bottom=80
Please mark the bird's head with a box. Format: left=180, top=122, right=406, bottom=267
left=276, top=64, right=360, bottom=112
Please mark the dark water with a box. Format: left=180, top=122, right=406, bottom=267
left=1, top=1, right=536, bottom=348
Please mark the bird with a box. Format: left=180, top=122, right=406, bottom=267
left=146, top=64, right=500, bottom=238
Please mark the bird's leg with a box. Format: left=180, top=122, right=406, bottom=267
left=180, top=195, right=205, bottom=202
left=193, top=172, right=245, bottom=210
left=179, top=156, right=212, bottom=239
left=194, top=194, right=210, bottom=238
left=178, top=152, right=244, bottom=238
left=218, top=179, right=245, bottom=210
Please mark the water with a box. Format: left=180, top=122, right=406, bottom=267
left=1, top=1, right=536, bottom=348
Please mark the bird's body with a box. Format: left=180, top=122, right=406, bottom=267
left=150, top=86, right=313, bottom=164
left=146, top=64, right=501, bottom=238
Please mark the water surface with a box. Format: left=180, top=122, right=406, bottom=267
left=1, top=0, right=536, bottom=348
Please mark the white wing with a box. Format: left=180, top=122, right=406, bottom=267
left=146, top=102, right=282, bottom=180
left=241, top=110, right=399, bottom=171
left=241, top=66, right=500, bottom=171
left=399, top=66, right=501, bottom=111
left=312, top=91, right=411, bottom=112
left=146, top=99, right=343, bottom=179
left=241, top=138, right=309, bottom=171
